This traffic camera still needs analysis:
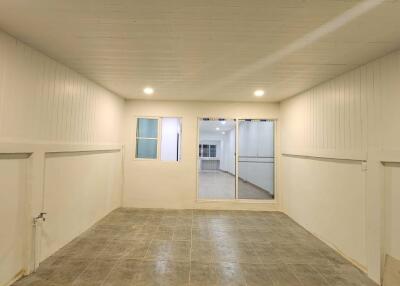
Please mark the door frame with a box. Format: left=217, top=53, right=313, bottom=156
left=196, top=117, right=278, bottom=203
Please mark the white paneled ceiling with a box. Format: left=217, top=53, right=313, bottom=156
left=1, top=0, right=400, bottom=102
left=200, top=120, right=236, bottom=133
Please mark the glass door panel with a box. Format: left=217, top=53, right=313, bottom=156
left=238, top=120, right=275, bottom=200
left=198, top=118, right=236, bottom=199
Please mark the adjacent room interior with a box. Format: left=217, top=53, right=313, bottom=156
left=198, top=118, right=275, bottom=200
left=1, top=1, right=400, bottom=286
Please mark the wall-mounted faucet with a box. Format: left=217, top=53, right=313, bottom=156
left=32, top=212, right=47, bottom=272
left=34, top=212, right=47, bottom=222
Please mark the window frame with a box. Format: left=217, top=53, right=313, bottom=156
left=134, top=116, right=182, bottom=162
left=199, top=144, right=217, bottom=158
left=196, top=117, right=278, bottom=203
left=209, top=144, right=217, bottom=158
left=135, top=117, right=160, bottom=160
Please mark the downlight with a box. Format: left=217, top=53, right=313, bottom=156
left=143, top=87, right=154, bottom=95
left=254, top=90, right=265, bottom=97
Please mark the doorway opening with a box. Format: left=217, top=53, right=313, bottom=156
left=238, top=119, right=275, bottom=199
left=198, top=118, right=236, bottom=199
left=197, top=118, right=275, bottom=200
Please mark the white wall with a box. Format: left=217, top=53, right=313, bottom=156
left=220, top=128, right=236, bottom=175
left=0, top=28, right=124, bottom=281
left=0, top=155, right=28, bottom=286
left=239, top=121, right=274, bottom=159
left=123, top=100, right=279, bottom=211
left=281, top=156, right=366, bottom=265
left=280, top=49, right=400, bottom=283
left=238, top=120, right=274, bottom=193
left=384, top=163, right=400, bottom=261
left=41, top=151, right=122, bottom=261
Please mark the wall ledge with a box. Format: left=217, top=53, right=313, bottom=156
left=0, top=141, right=122, bottom=153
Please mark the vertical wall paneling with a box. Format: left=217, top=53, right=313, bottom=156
left=0, top=30, right=124, bottom=145
left=384, top=163, right=400, bottom=261
left=281, top=61, right=370, bottom=159
left=0, top=155, right=29, bottom=286
left=0, top=29, right=125, bottom=280
left=281, top=50, right=400, bottom=283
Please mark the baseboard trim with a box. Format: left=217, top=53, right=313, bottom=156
left=5, top=269, right=25, bottom=286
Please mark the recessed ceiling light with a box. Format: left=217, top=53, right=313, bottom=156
left=254, top=89, right=265, bottom=97
left=222, top=131, right=226, bottom=135
left=143, top=87, right=154, bottom=95
left=221, top=120, right=226, bottom=125
left=216, top=127, right=220, bottom=131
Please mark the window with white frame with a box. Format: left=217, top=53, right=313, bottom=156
left=136, top=118, right=158, bottom=159
left=135, top=117, right=182, bottom=161
left=199, top=144, right=217, bottom=158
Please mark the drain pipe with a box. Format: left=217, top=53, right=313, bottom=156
left=32, top=212, right=46, bottom=272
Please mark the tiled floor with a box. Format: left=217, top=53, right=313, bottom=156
left=237, top=179, right=273, bottom=200
left=198, top=171, right=273, bottom=200
left=14, top=208, right=377, bottom=286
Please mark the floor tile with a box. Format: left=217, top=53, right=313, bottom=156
left=12, top=276, right=58, bottom=286
left=102, top=259, right=141, bottom=286
left=97, top=239, right=135, bottom=259
left=190, top=262, right=218, bottom=286
left=241, top=263, right=274, bottom=286
left=12, top=208, right=378, bottom=286
left=288, top=263, right=329, bottom=286
left=72, top=258, right=117, bottom=285
left=214, top=262, right=247, bottom=286
left=146, top=240, right=190, bottom=262
left=45, top=258, right=91, bottom=284
left=264, top=263, right=303, bottom=286
left=134, top=260, right=190, bottom=286
left=191, top=240, right=214, bottom=263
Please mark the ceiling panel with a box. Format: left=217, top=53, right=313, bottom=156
left=0, top=0, right=400, bottom=102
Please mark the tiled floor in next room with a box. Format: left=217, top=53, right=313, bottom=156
left=199, top=171, right=273, bottom=200
left=14, top=208, right=377, bottom=286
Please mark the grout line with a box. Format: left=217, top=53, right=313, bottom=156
left=308, top=264, right=331, bottom=285
left=188, top=209, right=193, bottom=286
left=285, top=263, right=306, bottom=286
left=68, top=233, right=116, bottom=285
left=98, top=254, right=126, bottom=286
left=24, top=208, right=371, bottom=286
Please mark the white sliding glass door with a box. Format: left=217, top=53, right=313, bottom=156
left=238, top=120, right=275, bottom=200
left=198, top=118, right=236, bottom=199
left=197, top=118, right=275, bottom=201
